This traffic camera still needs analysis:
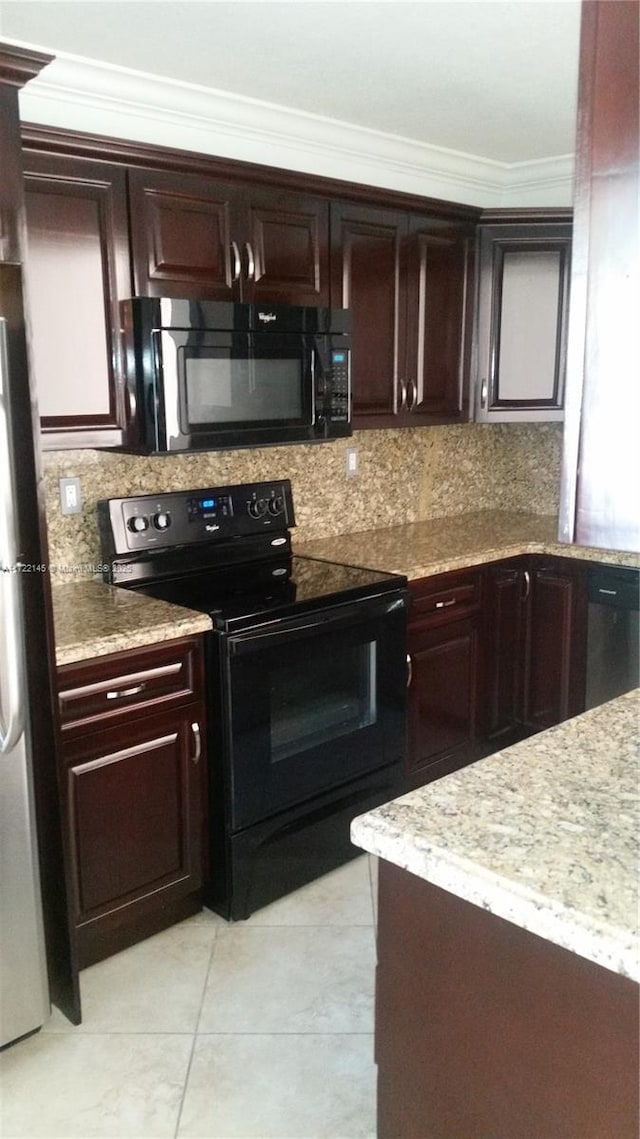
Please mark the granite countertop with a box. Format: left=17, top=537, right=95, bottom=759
left=52, top=581, right=212, bottom=667
left=52, top=510, right=638, bottom=665
left=294, top=511, right=640, bottom=579
left=352, top=690, right=640, bottom=980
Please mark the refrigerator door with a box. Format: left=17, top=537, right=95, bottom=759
left=0, top=308, right=51, bottom=1045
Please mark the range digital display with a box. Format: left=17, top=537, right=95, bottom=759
left=332, top=352, right=346, bottom=363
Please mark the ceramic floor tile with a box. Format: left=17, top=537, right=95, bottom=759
left=177, top=1033, right=377, bottom=1138
left=369, top=855, right=379, bottom=924
left=0, top=1032, right=192, bottom=1138
left=198, top=925, right=375, bottom=1034
left=44, top=912, right=220, bottom=1035
left=244, top=855, right=374, bottom=927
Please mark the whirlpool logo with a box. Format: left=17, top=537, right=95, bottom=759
left=258, top=311, right=277, bottom=323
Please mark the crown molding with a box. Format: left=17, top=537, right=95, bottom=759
left=14, top=46, right=574, bottom=208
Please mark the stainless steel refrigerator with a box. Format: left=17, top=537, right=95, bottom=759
left=0, top=261, right=79, bottom=1046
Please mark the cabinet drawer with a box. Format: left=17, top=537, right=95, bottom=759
left=409, top=570, right=482, bottom=625
left=58, top=637, right=203, bottom=735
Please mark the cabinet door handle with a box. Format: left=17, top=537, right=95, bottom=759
left=522, top=570, right=531, bottom=602
left=231, top=240, right=241, bottom=283
left=406, top=377, right=417, bottom=412
left=481, top=379, right=488, bottom=407
left=435, top=597, right=457, bottom=609
left=245, top=242, right=255, bottom=281
left=399, top=379, right=407, bottom=412
left=406, top=653, right=413, bottom=689
left=106, top=683, right=146, bottom=701
left=191, top=721, right=202, bottom=764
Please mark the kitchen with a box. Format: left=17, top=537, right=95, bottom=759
left=0, top=2, right=638, bottom=1137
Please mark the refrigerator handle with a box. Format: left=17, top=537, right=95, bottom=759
left=0, top=317, right=26, bottom=754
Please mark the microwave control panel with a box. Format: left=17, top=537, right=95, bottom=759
left=98, top=480, right=295, bottom=557
left=318, top=349, right=351, bottom=424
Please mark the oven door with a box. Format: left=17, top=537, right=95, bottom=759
left=153, top=328, right=318, bottom=450
left=222, top=592, right=407, bottom=831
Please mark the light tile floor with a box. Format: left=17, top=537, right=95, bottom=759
left=0, top=856, right=379, bottom=1139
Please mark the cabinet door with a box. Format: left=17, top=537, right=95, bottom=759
left=406, top=615, right=480, bottom=787
left=404, top=217, right=473, bottom=422
left=475, top=221, right=571, bottom=422
left=523, top=560, right=587, bottom=732
left=243, top=187, right=329, bottom=305
left=483, top=559, right=526, bottom=746
left=63, top=705, right=204, bottom=966
left=330, top=202, right=407, bottom=424
left=128, top=166, right=237, bottom=299
left=22, top=153, right=131, bottom=448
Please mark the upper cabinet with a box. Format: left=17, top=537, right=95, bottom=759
left=331, top=201, right=474, bottom=427
left=22, top=130, right=574, bottom=448
left=474, top=213, right=572, bottom=422
left=22, top=151, right=131, bottom=448
left=128, top=166, right=330, bottom=305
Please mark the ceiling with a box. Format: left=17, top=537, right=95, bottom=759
left=1, top=0, right=582, bottom=166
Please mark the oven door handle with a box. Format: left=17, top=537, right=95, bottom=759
left=227, top=591, right=407, bottom=655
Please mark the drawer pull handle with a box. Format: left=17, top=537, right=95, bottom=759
left=406, top=653, right=413, bottom=689
left=191, top=721, right=202, bottom=764
left=435, top=598, right=457, bottom=609
left=106, top=683, right=146, bottom=701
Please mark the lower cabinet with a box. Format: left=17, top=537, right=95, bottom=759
left=406, top=570, right=482, bottom=788
left=407, top=557, right=588, bottom=788
left=483, top=556, right=588, bottom=749
left=57, top=636, right=207, bottom=968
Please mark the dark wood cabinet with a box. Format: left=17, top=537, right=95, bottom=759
left=483, top=558, right=528, bottom=748
left=331, top=202, right=473, bottom=427
left=475, top=213, right=571, bottom=422
left=483, top=555, right=587, bottom=748
left=128, top=166, right=330, bottom=305
left=376, top=860, right=639, bottom=1139
left=406, top=570, right=482, bottom=788
left=22, top=152, right=132, bottom=448
left=57, top=636, right=207, bottom=968
left=523, top=558, right=588, bottom=732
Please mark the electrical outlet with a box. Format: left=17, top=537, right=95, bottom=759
left=59, top=477, right=82, bottom=515
left=345, top=447, right=359, bottom=478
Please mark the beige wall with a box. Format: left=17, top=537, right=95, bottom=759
left=43, top=423, right=562, bottom=583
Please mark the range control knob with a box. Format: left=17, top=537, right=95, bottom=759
left=247, top=498, right=268, bottom=519
left=268, top=495, right=284, bottom=516
left=153, top=512, right=171, bottom=531
left=128, top=515, right=149, bottom=533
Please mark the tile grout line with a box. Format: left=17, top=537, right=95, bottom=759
left=173, top=929, right=221, bottom=1139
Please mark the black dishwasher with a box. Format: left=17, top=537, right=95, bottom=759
left=585, top=566, right=639, bottom=710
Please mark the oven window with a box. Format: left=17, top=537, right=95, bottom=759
left=269, top=641, right=377, bottom=763
left=183, top=353, right=303, bottom=425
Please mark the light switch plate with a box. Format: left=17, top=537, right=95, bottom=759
left=345, top=447, right=359, bottom=477
left=59, top=477, right=82, bottom=515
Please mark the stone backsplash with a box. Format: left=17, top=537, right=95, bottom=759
left=42, top=422, right=562, bottom=583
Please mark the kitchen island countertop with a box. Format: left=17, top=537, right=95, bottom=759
left=352, top=689, right=640, bottom=979
left=52, top=580, right=212, bottom=667
left=294, top=510, right=640, bottom=579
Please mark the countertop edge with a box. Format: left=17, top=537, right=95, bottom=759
left=351, top=815, right=639, bottom=981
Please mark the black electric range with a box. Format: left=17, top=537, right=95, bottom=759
left=98, top=479, right=408, bottom=920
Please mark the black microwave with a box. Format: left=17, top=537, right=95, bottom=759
left=122, top=298, right=352, bottom=453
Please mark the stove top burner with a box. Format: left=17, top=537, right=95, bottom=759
left=129, top=554, right=402, bottom=633
left=97, top=479, right=405, bottom=631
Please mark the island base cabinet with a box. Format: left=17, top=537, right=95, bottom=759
left=376, top=860, right=639, bottom=1139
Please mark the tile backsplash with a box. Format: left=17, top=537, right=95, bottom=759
left=42, top=423, right=562, bottom=583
